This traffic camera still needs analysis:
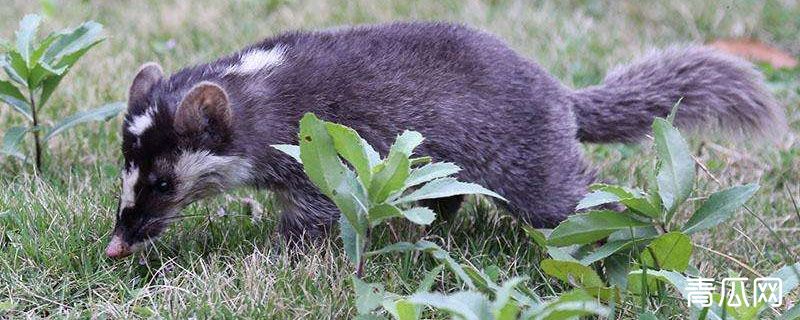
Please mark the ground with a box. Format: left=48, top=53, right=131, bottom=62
left=1, top=0, right=798, bottom=318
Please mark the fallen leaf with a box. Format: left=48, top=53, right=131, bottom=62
left=710, top=39, right=798, bottom=69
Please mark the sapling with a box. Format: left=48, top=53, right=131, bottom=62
left=0, top=14, right=123, bottom=171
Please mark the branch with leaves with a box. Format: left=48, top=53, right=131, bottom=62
left=0, top=14, right=125, bottom=171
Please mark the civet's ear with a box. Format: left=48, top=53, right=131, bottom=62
left=128, top=62, right=164, bottom=106
left=174, top=81, right=233, bottom=146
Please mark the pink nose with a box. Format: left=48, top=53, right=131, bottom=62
left=105, top=235, right=132, bottom=258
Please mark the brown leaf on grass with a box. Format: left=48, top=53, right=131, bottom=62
left=710, top=39, right=798, bottom=69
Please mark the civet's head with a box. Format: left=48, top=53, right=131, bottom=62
left=106, top=63, right=252, bottom=258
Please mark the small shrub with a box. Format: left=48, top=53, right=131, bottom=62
left=0, top=14, right=124, bottom=171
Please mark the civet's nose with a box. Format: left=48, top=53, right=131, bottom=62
left=105, top=235, right=132, bottom=258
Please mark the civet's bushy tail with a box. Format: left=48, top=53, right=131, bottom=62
left=572, top=46, right=786, bottom=143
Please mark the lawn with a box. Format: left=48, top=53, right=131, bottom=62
left=1, top=0, right=799, bottom=318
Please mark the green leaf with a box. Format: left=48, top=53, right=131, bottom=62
left=16, top=14, right=42, bottom=67
left=298, top=113, right=346, bottom=197
left=394, top=178, right=506, bottom=204
left=367, top=203, right=403, bottom=226
left=369, top=149, right=410, bottom=203
left=0, top=299, right=13, bottom=312
left=524, top=289, right=610, bottom=320
left=352, top=276, right=386, bottom=314
left=579, top=239, right=646, bottom=266
left=781, top=302, right=800, bottom=320
left=339, top=214, right=363, bottom=265
left=407, top=291, right=492, bottom=320
left=0, top=79, right=32, bottom=120
left=361, top=138, right=381, bottom=168
left=366, top=241, right=416, bottom=257
left=640, top=232, right=692, bottom=272
left=1, top=52, right=29, bottom=87
left=405, top=162, right=461, bottom=189
left=401, top=207, right=436, bottom=225
left=42, top=21, right=103, bottom=65
left=38, top=39, right=103, bottom=107
left=547, top=210, right=650, bottom=246
left=390, top=130, right=423, bottom=156
left=769, top=262, right=800, bottom=295
left=576, top=190, right=621, bottom=210
left=540, top=259, right=605, bottom=289
left=524, top=227, right=579, bottom=263
left=492, top=277, right=527, bottom=319
left=383, top=299, right=420, bottom=320
left=1, top=126, right=29, bottom=160
left=415, top=240, right=475, bottom=289
left=326, top=122, right=373, bottom=187
left=588, top=184, right=661, bottom=218
left=43, top=102, right=125, bottom=141
left=29, top=32, right=59, bottom=68
left=638, top=310, right=659, bottom=320
left=416, top=264, right=445, bottom=294
left=653, top=118, right=695, bottom=219
left=270, top=144, right=301, bottom=163
left=682, top=184, right=759, bottom=234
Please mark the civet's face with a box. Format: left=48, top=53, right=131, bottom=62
left=106, top=63, right=250, bottom=258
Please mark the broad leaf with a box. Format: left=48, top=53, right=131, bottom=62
left=383, top=299, right=419, bottom=320
left=298, top=113, right=346, bottom=197
left=42, top=21, right=103, bottom=64
left=390, top=130, right=423, bottom=156
left=394, top=178, right=506, bottom=204
left=38, top=40, right=103, bottom=107
left=1, top=53, right=29, bottom=86
left=407, top=291, right=492, bottom=320
left=576, top=190, right=620, bottom=210
left=415, top=240, right=476, bottom=289
left=492, top=277, right=527, bottom=319
left=640, top=232, right=692, bottom=272
left=361, top=138, right=381, bottom=168
left=0, top=79, right=32, bottom=120
left=405, top=162, right=461, bottom=189
left=682, top=184, right=759, bottom=234
left=588, top=184, right=661, bottom=218
left=580, top=239, right=647, bottom=266
left=1, top=126, right=29, bottom=160
left=327, top=122, right=373, bottom=186
left=339, top=214, right=363, bottom=265
left=540, top=259, right=605, bottom=289
left=43, top=102, right=125, bottom=141
left=653, top=118, right=695, bottom=219
left=270, top=144, right=301, bottom=163
left=416, top=264, right=445, bottom=294
left=769, top=262, right=800, bottom=295
left=548, top=210, right=650, bottom=246
left=369, top=149, right=410, bottom=203
left=523, top=289, right=610, bottom=320
left=367, top=203, right=403, bottom=225
left=524, top=227, right=579, bottom=263
left=352, top=276, right=386, bottom=314
left=401, top=207, right=436, bottom=225
left=16, top=14, right=41, bottom=67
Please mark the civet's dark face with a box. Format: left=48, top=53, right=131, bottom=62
left=106, top=63, right=251, bottom=258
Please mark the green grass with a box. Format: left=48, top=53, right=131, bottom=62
left=1, top=0, right=799, bottom=318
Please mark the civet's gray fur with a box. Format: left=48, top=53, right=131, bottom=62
left=107, top=22, right=785, bottom=256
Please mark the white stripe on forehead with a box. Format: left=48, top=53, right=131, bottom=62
left=126, top=106, right=157, bottom=136
left=174, top=150, right=252, bottom=199
left=225, top=45, right=287, bottom=75
left=120, top=166, right=140, bottom=210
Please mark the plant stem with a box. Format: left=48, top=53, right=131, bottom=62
left=28, top=88, right=42, bottom=172
left=356, top=227, right=371, bottom=278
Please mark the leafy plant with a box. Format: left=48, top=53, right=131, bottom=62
left=528, top=117, right=800, bottom=319
left=0, top=14, right=124, bottom=171
left=273, top=113, right=609, bottom=319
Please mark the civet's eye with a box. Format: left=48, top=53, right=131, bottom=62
left=154, top=179, right=171, bottom=193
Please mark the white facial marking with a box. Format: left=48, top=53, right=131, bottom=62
left=127, top=106, right=157, bottom=136
left=173, top=150, right=252, bottom=201
left=225, top=45, right=287, bottom=75
left=120, top=166, right=140, bottom=210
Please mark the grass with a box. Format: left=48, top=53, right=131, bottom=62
left=1, top=0, right=799, bottom=318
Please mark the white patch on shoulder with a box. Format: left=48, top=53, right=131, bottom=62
left=173, top=150, right=253, bottom=202
left=225, top=45, right=287, bottom=75
left=127, top=106, right=157, bottom=136
left=120, top=165, right=140, bottom=210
